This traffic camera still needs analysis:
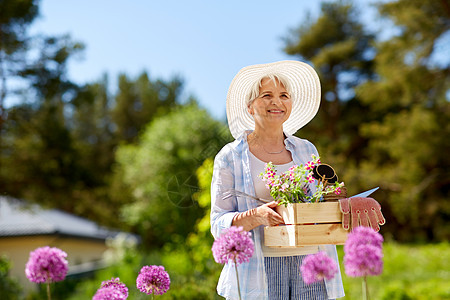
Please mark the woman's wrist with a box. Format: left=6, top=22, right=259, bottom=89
left=232, top=208, right=259, bottom=231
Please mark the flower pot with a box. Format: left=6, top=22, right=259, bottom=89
left=264, top=202, right=348, bottom=247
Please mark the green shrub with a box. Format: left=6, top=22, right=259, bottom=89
left=0, top=256, right=22, bottom=300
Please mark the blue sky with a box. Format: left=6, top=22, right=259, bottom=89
left=29, top=0, right=328, bottom=120
left=28, top=1, right=401, bottom=120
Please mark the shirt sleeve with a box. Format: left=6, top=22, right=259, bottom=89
left=210, top=148, right=239, bottom=239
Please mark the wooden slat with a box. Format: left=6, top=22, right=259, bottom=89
left=276, top=202, right=342, bottom=225
left=264, top=224, right=348, bottom=247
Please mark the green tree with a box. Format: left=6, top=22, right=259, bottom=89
left=284, top=0, right=375, bottom=158
left=111, top=72, right=182, bottom=143
left=354, top=0, right=450, bottom=241
left=0, top=0, right=38, bottom=131
left=2, top=35, right=85, bottom=212
left=116, top=103, right=231, bottom=248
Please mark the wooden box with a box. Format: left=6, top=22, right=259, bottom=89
left=264, top=202, right=348, bottom=247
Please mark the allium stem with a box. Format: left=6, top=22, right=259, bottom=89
left=234, top=259, right=242, bottom=300
left=46, top=282, right=51, bottom=300
left=362, top=276, right=369, bottom=300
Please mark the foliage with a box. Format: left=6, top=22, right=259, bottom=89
left=0, top=255, right=22, bottom=300
left=111, top=72, right=183, bottom=143
left=116, top=103, right=231, bottom=247
left=0, top=0, right=39, bottom=129
left=353, top=0, right=450, bottom=241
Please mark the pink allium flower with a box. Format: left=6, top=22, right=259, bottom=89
left=345, top=226, right=383, bottom=249
left=136, top=265, right=170, bottom=295
left=300, top=252, right=338, bottom=284
left=212, top=226, right=254, bottom=265
left=344, top=244, right=383, bottom=277
left=344, top=226, right=384, bottom=277
left=98, top=277, right=128, bottom=298
left=93, top=286, right=127, bottom=300
left=25, top=246, right=68, bottom=283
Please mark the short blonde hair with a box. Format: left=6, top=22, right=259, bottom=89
left=246, top=74, right=293, bottom=107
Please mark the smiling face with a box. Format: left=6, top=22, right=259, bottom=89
left=247, top=77, right=292, bottom=131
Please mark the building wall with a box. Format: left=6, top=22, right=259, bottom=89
left=0, top=235, right=108, bottom=291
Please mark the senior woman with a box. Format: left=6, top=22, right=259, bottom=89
left=210, top=61, right=345, bottom=299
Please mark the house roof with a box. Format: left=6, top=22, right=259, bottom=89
left=0, top=196, right=121, bottom=241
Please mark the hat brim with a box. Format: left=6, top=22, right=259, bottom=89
left=226, top=60, right=321, bottom=139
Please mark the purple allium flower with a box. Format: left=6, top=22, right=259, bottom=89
left=345, top=226, right=383, bottom=249
left=136, top=265, right=170, bottom=295
left=99, top=277, right=128, bottom=298
left=25, top=246, right=68, bottom=283
left=300, top=251, right=338, bottom=284
left=344, top=226, right=384, bottom=277
left=93, top=286, right=127, bottom=300
left=212, top=226, right=254, bottom=265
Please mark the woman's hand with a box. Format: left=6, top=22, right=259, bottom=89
left=254, top=201, right=285, bottom=227
left=232, top=201, right=284, bottom=231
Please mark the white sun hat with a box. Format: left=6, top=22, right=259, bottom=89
left=226, top=60, right=321, bottom=139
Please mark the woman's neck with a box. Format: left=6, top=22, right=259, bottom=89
left=249, top=127, right=285, bottom=145
left=247, top=127, right=292, bottom=164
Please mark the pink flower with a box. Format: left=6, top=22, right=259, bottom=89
left=345, top=226, right=383, bottom=249
left=344, top=244, right=383, bottom=277
left=300, top=252, right=338, bottom=284
left=335, top=187, right=342, bottom=195
left=93, top=287, right=127, bottom=300
left=306, top=173, right=315, bottom=183
left=280, top=182, right=289, bottom=192
left=305, top=161, right=315, bottom=170
left=96, top=277, right=128, bottom=299
left=136, top=265, right=170, bottom=295
left=25, top=246, right=68, bottom=284
left=344, top=226, right=384, bottom=277
left=212, top=226, right=254, bottom=265
left=288, top=166, right=297, bottom=180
